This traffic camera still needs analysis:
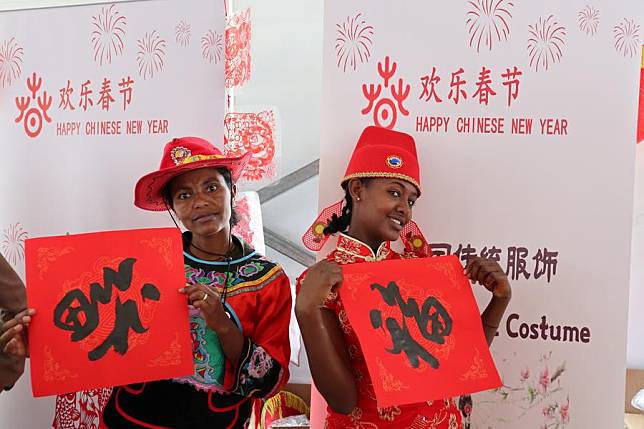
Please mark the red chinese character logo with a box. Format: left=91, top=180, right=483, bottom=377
left=501, top=66, right=522, bottom=107
left=473, top=66, right=496, bottom=105
left=15, top=72, right=52, bottom=138
left=58, top=80, right=75, bottom=111
left=362, top=56, right=410, bottom=129
left=79, top=80, right=94, bottom=111
left=448, top=68, right=467, bottom=105
left=99, top=78, right=115, bottom=111
left=419, top=67, right=442, bottom=103
left=119, top=76, right=134, bottom=111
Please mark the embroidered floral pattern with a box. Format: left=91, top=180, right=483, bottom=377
left=239, top=261, right=263, bottom=277
left=238, top=341, right=282, bottom=397
left=247, top=346, right=273, bottom=378
left=334, top=250, right=358, bottom=264
left=458, top=395, right=472, bottom=429
left=185, top=265, right=227, bottom=288
left=173, top=316, right=226, bottom=392
left=378, top=405, right=402, bottom=421
left=338, top=309, right=352, bottom=334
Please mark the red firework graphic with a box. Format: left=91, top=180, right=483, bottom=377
left=578, top=5, right=600, bottom=36
left=614, top=18, right=640, bottom=58
left=175, top=20, right=191, bottom=46
left=0, top=37, right=23, bottom=88
left=91, top=4, right=126, bottom=66
left=53, top=388, right=113, bottom=429
left=1, top=223, right=28, bottom=266
left=466, top=0, right=514, bottom=53
left=225, top=8, right=251, bottom=88
left=137, top=31, right=167, bottom=80
left=202, top=30, right=224, bottom=64
left=224, top=110, right=276, bottom=182
left=335, top=13, right=374, bottom=72
left=527, top=15, right=566, bottom=72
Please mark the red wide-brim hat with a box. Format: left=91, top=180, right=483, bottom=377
left=134, top=136, right=251, bottom=211
left=302, top=126, right=431, bottom=256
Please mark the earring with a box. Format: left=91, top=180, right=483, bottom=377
left=355, top=197, right=361, bottom=202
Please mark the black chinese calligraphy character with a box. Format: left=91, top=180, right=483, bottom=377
left=429, top=243, right=451, bottom=257
left=53, top=258, right=160, bottom=361
left=369, top=281, right=452, bottom=369
left=459, top=244, right=477, bottom=264
left=533, top=248, right=558, bottom=283
left=479, top=246, right=502, bottom=262
left=505, top=247, right=531, bottom=280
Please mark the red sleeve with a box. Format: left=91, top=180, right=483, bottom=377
left=253, top=270, right=292, bottom=390
left=222, top=270, right=292, bottom=398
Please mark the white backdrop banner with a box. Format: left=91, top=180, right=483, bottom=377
left=318, top=1, right=640, bottom=428
left=0, top=0, right=224, bottom=427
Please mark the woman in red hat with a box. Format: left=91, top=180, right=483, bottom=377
left=0, top=137, right=292, bottom=428
left=101, top=136, right=292, bottom=428
left=96, top=136, right=292, bottom=428
left=297, top=126, right=512, bottom=429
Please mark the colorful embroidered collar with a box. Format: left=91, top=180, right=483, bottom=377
left=335, top=233, right=392, bottom=262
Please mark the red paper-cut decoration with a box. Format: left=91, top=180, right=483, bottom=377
left=224, top=110, right=276, bottom=182
left=26, top=228, right=193, bottom=397
left=340, top=256, right=501, bottom=408
left=232, top=194, right=254, bottom=245
left=53, top=388, right=112, bottom=429
left=225, top=8, right=251, bottom=88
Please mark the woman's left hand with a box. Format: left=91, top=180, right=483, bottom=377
left=180, top=284, right=230, bottom=331
left=464, top=257, right=512, bottom=300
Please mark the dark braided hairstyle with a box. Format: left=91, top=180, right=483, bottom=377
left=323, top=178, right=371, bottom=235
left=162, top=167, right=240, bottom=227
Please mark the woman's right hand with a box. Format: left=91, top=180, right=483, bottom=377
left=296, top=260, right=343, bottom=312
left=1, top=309, right=35, bottom=357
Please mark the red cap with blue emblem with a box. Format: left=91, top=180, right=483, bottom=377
left=302, top=126, right=430, bottom=256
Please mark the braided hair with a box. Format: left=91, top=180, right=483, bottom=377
left=162, top=167, right=240, bottom=227
left=323, top=178, right=371, bottom=235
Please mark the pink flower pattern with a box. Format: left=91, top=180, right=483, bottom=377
left=247, top=346, right=272, bottom=378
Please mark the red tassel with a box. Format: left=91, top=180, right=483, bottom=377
left=303, top=204, right=432, bottom=258
left=301, top=200, right=344, bottom=251
left=401, top=220, right=432, bottom=257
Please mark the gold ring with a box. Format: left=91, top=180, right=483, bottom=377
left=202, top=292, right=208, bottom=302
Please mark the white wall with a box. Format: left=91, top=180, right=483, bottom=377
left=0, top=0, right=140, bottom=11
left=626, top=7, right=644, bottom=369
left=630, top=143, right=644, bottom=368
left=233, top=0, right=323, bottom=178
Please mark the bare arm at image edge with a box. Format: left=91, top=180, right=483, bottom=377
left=0, top=255, right=27, bottom=390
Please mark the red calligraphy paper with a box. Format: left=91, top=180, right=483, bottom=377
left=26, top=228, right=193, bottom=397
left=340, top=255, right=501, bottom=407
